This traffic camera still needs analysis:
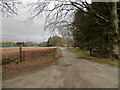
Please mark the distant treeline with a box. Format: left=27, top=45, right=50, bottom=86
left=0, top=36, right=73, bottom=47
left=0, top=42, right=17, bottom=47
left=0, top=42, right=40, bottom=47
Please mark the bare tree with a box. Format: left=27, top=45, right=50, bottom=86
left=0, top=0, right=22, bottom=16
left=28, top=0, right=114, bottom=30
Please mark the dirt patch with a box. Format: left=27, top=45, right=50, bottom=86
left=2, top=48, right=62, bottom=81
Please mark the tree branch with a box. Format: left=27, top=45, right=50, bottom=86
left=5, top=2, right=18, bottom=15
left=70, top=1, right=109, bottom=23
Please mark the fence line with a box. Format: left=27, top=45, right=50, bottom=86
left=2, top=47, right=57, bottom=63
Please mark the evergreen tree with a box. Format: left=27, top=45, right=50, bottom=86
left=72, top=2, right=120, bottom=57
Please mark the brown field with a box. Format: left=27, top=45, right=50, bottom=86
left=1, top=47, right=57, bottom=54
left=1, top=47, right=57, bottom=61
left=2, top=47, right=62, bottom=80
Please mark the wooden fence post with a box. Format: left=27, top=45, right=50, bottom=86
left=20, top=46, right=22, bottom=62
left=90, top=47, right=93, bottom=56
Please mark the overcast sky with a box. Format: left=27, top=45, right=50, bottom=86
left=2, top=0, right=59, bottom=43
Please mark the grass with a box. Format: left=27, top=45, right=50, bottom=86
left=40, top=53, right=55, bottom=60
left=57, top=47, right=62, bottom=54
left=67, top=47, right=119, bottom=67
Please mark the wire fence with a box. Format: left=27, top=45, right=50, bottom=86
left=1, top=47, right=57, bottom=64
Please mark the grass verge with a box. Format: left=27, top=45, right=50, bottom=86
left=36, top=53, right=55, bottom=61
left=57, top=48, right=62, bottom=55
left=67, top=47, right=119, bottom=67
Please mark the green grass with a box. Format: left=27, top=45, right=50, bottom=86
left=40, top=53, right=55, bottom=60
left=67, top=47, right=119, bottom=67
left=57, top=47, right=62, bottom=54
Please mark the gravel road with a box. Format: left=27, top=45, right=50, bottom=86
left=3, top=48, right=118, bottom=88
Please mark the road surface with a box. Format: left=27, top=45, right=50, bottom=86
left=3, top=48, right=118, bottom=88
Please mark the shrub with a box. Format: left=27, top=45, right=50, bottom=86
left=2, top=58, right=13, bottom=65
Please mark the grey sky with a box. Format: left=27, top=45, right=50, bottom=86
left=2, top=0, right=59, bottom=43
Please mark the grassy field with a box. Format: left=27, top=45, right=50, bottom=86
left=67, top=47, right=119, bottom=67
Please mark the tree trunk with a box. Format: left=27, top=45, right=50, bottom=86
left=111, top=2, right=118, bottom=34
left=109, top=2, right=119, bottom=57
